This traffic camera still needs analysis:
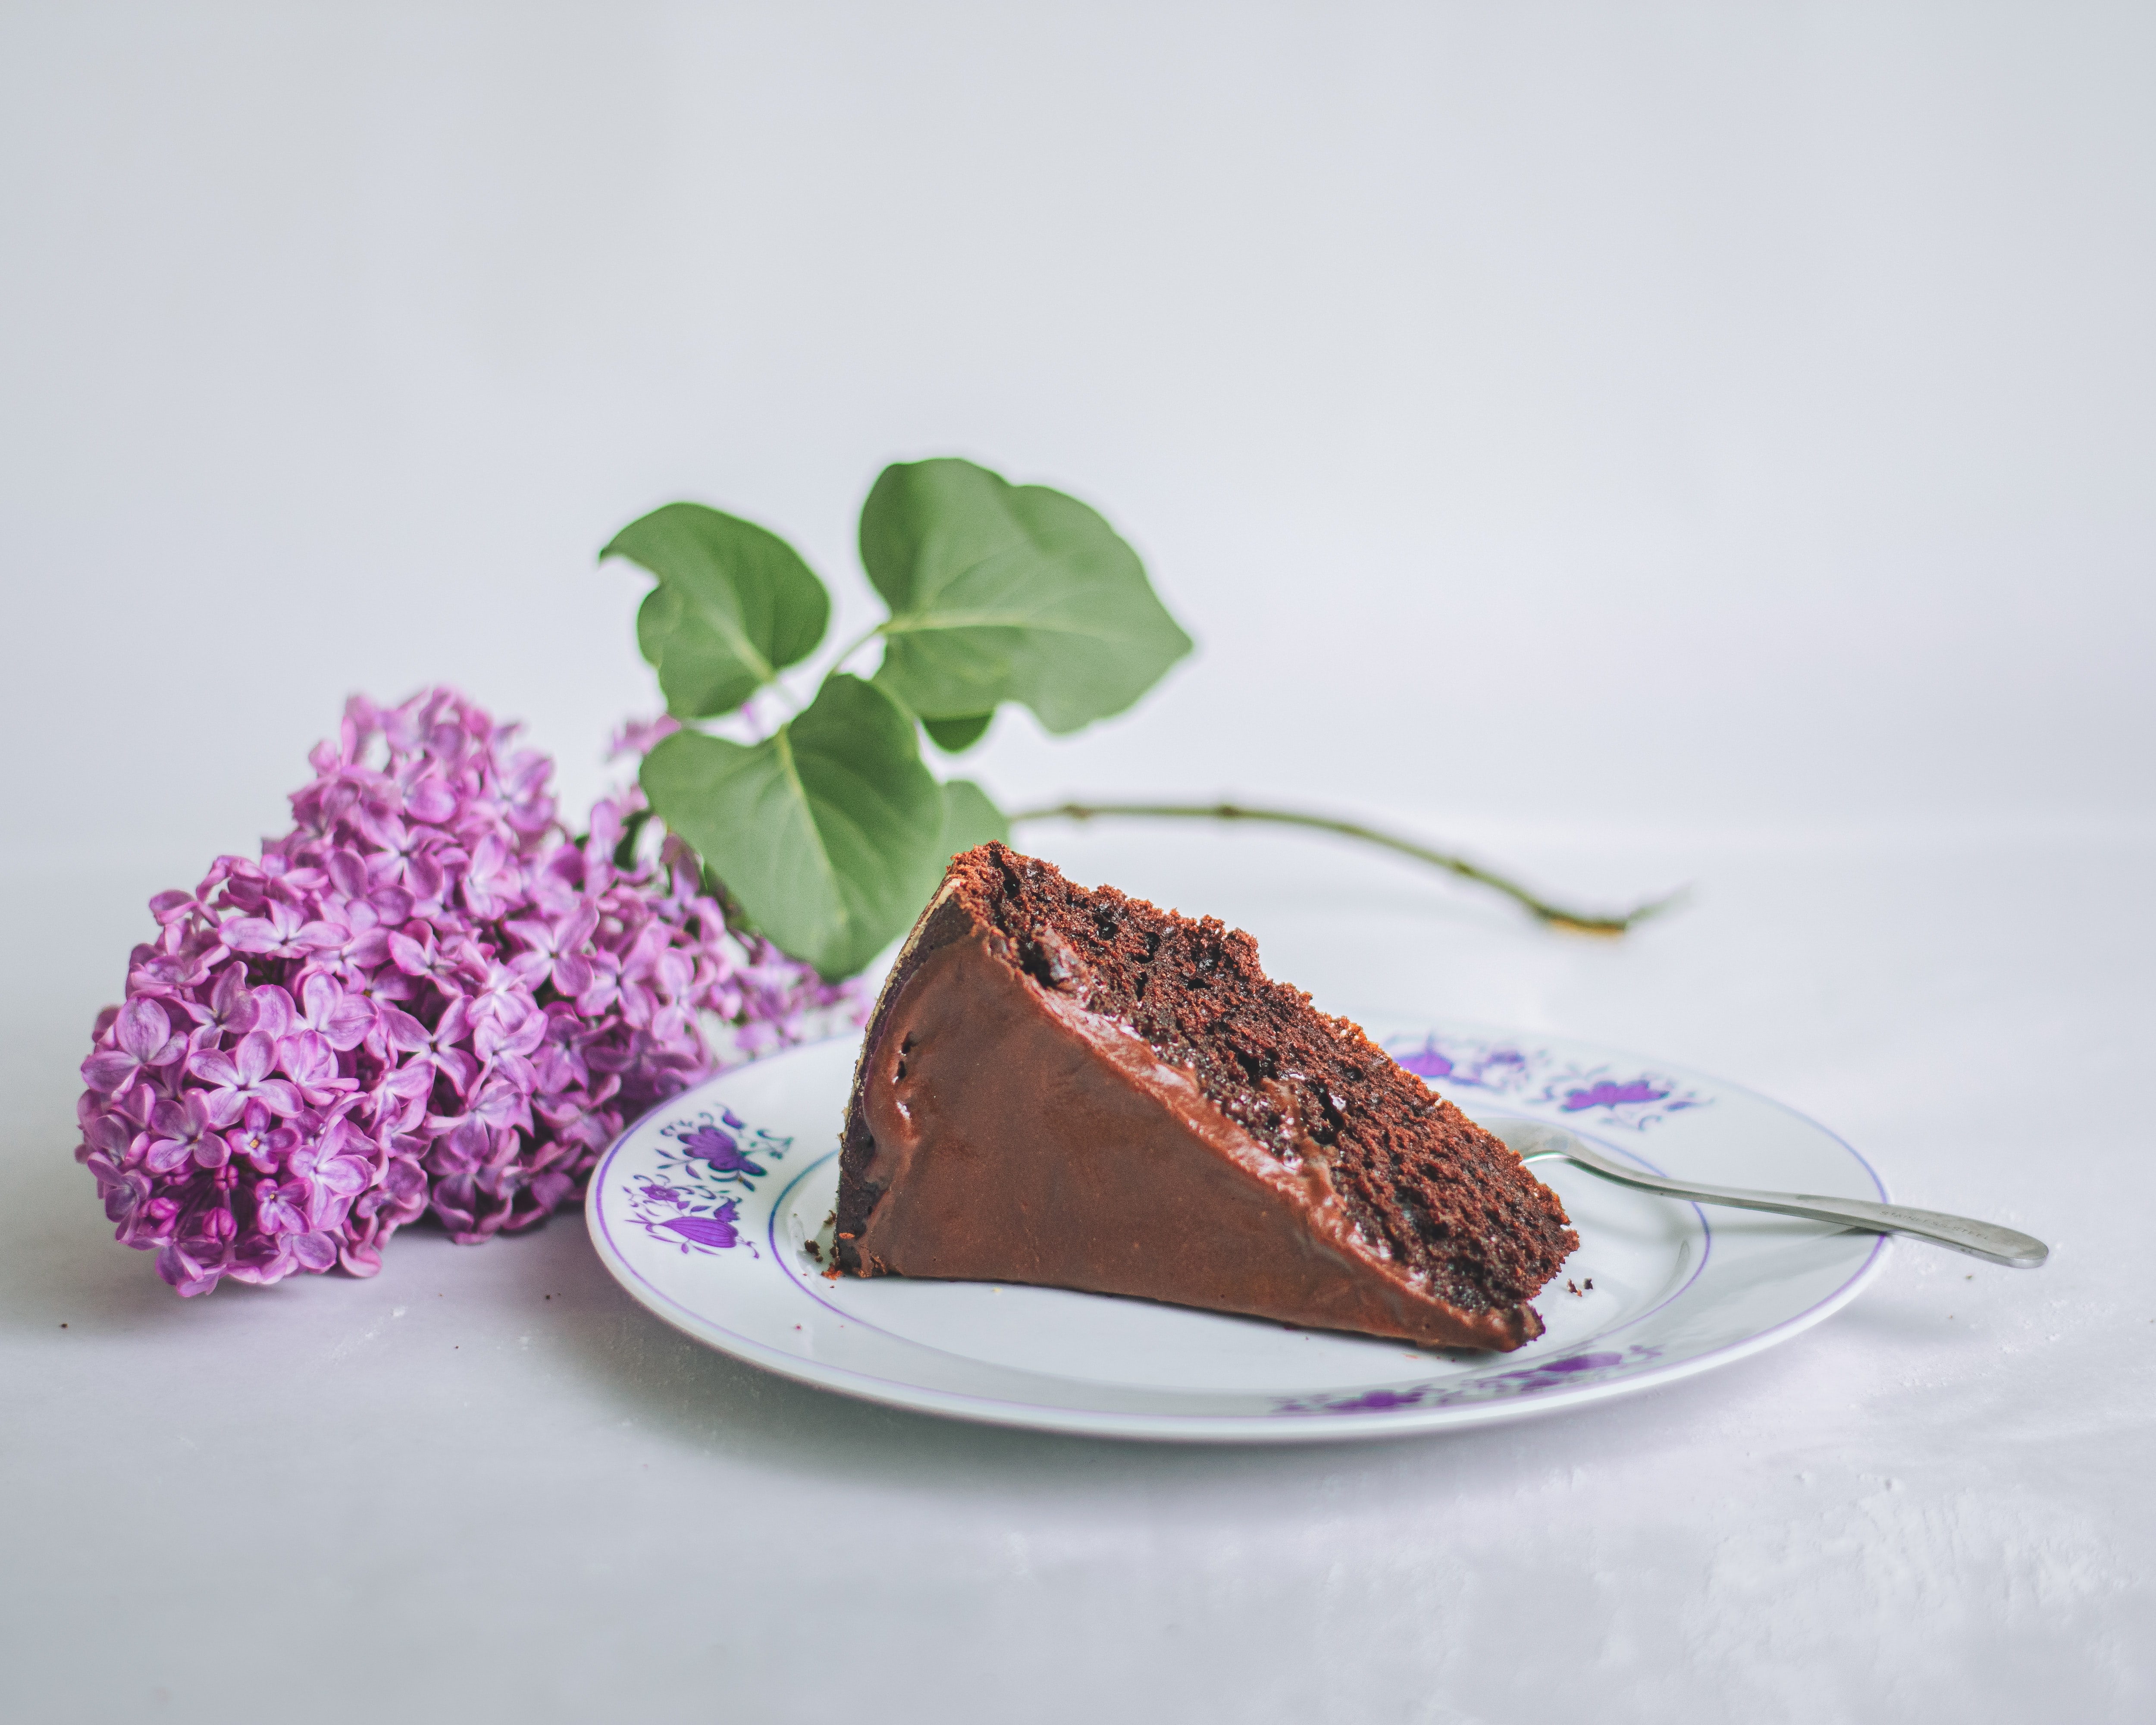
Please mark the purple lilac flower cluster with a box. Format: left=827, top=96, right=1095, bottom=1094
left=76, top=688, right=860, bottom=1296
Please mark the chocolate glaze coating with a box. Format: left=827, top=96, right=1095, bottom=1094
left=835, top=845, right=1576, bottom=1352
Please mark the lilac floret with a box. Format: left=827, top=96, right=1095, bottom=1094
left=77, top=686, right=864, bottom=1295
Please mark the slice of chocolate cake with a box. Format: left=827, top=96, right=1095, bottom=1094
left=834, top=844, right=1577, bottom=1351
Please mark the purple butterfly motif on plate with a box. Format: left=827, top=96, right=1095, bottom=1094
left=647, top=1195, right=743, bottom=1253
left=674, top=1119, right=765, bottom=1179
left=662, top=1107, right=790, bottom=1183
left=1273, top=1345, right=1665, bottom=1415
left=622, top=1108, right=796, bottom=1257
left=1388, top=1032, right=1710, bottom=1131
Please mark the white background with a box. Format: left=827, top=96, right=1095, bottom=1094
left=2, top=5, right=2150, bottom=1722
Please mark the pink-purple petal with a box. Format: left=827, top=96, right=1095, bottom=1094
left=114, top=998, right=174, bottom=1062
left=377, top=1005, right=430, bottom=1054
left=81, top=1051, right=143, bottom=1095
left=232, top=1030, right=276, bottom=1085
left=187, top=1048, right=241, bottom=1088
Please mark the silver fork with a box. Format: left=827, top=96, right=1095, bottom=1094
left=1482, top=1116, right=2049, bottom=1269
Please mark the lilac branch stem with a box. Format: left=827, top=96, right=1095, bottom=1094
left=1005, top=800, right=1685, bottom=936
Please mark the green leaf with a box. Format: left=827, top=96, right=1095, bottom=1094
left=935, top=778, right=1010, bottom=863
left=921, top=712, right=994, bottom=754
left=603, top=502, right=830, bottom=719
left=861, top=457, right=1193, bottom=734
left=639, top=674, right=942, bottom=980
left=633, top=583, right=685, bottom=686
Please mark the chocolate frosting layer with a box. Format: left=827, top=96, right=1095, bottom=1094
left=835, top=871, right=1555, bottom=1352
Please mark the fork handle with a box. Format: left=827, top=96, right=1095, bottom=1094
left=1492, top=1120, right=2048, bottom=1268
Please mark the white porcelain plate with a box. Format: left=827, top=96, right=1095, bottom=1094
left=585, top=1017, right=1888, bottom=1443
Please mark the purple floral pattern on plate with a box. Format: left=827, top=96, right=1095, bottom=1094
left=1388, top=1032, right=1709, bottom=1130
left=624, top=1107, right=792, bottom=1257
left=1274, top=1345, right=1665, bottom=1415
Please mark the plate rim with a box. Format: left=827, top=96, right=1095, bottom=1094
left=585, top=1027, right=1892, bottom=1444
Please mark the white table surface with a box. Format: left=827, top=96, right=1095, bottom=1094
left=6, top=822, right=2151, bottom=1723
left=3, top=6, right=2151, bottom=1721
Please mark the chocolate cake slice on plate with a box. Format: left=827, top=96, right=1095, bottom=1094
left=834, top=844, right=1576, bottom=1351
